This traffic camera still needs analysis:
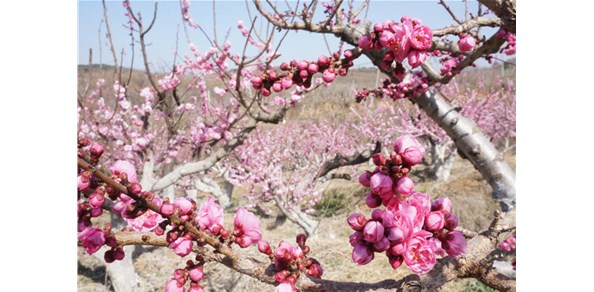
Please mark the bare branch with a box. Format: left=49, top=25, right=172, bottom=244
left=102, top=0, right=119, bottom=75
left=433, top=17, right=502, bottom=37
left=313, top=141, right=381, bottom=181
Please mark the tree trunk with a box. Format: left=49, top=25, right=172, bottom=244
left=426, top=142, right=457, bottom=182
left=274, top=195, right=319, bottom=237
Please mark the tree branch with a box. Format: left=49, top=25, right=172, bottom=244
left=313, top=141, right=381, bottom=181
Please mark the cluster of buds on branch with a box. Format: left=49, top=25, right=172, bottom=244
left=251, top=50, right=357, bottom=96
left=348, top=135, right=466, bottom=274
left=77, top=138, right=325, bottom=291
left=258, top=234, right=323, bottom=292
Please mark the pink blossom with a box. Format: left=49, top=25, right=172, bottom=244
left=126, top=197, right=165, bottom=231
left=443, top=231, right=467, bottom=257
left=78, top=227, right=105, bottom=255
left=275, top=283, right=296, bottom=292
left=195, top=196, right=224, bottom=233
left=395, top=176, right=414, bottom=196
left=403, top=230, right=436, bottom=274
left=165, top=279, right=185, bottom=292
left=363, top=221, right=385, bottom=243
left=440, top=58, right=459, bottom=76
left=458, top=35, right=476, bottom=52
left=409, top=192, right=431, bottom=229
left=369, top=172, right=393, bottom=196
left=352, top=243, right=374, bottom=265
left=424, top=211, right=445, bottom=231
left=389, top=22, right=412, bottom=62
left=189, top=265, right=204, bottom=282
left=169, top=236, right=193, bottom=257
left=410, top=25, right=433, bottom=50
left=393, top=135, right=425, bottom=165
left=258, top=240, right=272, bottom=254
left=174, top=198, right=194, bottom=215
left=110, top=160, right=138, bottom=183
left=233, top=207, right=262, bottom=248
left=407, top=50, right=427, bottom=68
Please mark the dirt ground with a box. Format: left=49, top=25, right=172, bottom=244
left=78, top=149, right=514, bottom=292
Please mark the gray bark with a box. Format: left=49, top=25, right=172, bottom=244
left=426, top=142, right=457, bottom=182
left=416, top=90, right=515, bottom=210
left=273, top=195, right=319, bottom=237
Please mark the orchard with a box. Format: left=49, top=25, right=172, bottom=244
left=75, top=0, right=516, bottom=291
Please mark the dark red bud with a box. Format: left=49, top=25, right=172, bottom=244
left=90, top=144, right=105, bottom=157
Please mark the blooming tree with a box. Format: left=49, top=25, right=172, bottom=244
left=78, top=0, right=516, bottom=291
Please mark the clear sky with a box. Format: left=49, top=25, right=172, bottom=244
left=78, top=0, right=493, bottom=70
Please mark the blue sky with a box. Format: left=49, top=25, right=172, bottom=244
left=78, top=0, right=494, bottom=70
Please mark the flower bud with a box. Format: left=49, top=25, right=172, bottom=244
left=352, top=243, right=374, bottom=265
left=358, top=171, right=372, bottom=187
left=424, top=211, right=445, bottom=231
left=189, top=265, right=204, bottom=282
left=371, top=153, right=387, bottom=166
left=444, top=213, right=459, bottom=230
left=431, top=196, right=452, bottom=213
left=281, top=77, right=293, bottom=89
left=306, top=261, right=324, bottom=278
left=90, top=144, right=105, bottom=157
left=395, top=176, right=414, bottom=196
left=458, top=35, right=476, bottom=52
left=161, top=202, right=175, bottom=216
left=358, top=34, right=373, bottom=50
left=128, top=183, right=142, bottom=195
left=113, top=247, right=125, bottom=260
left=365, top=192, right=382, bottom=208
left=272, top=81, right=283, bottom=92
left=373, top=237, right=390, bottom=252
left=296, top=233, right=307, bottom=247
left=347, top=213, right=367, bottom=231
left=363, top=221, right=385, bottom=243
left=322, top=69, right=336, bottom=83
left=344, top=50, right=353, bottom=59
left=251, top=76, right=263, bottom=89
left=317, top=55, right=330, bottom=67
left=258, top=241, right=272, bottom=255
left=388, top=254, right=404, bottom=269
left=307, top=63, right=319, bottom=74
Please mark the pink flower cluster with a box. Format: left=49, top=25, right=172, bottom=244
left=354, top=71, right=429, bottom=102
left=348, top=135, right=466, bottom=274
left=496, top=30, right=516, bottom=55
left=159, top=73, right=181, bottom=91
left=251, top=50, right=356, bottom=96
left=358, top=16, right=433, bottom=69
left=165, top=261, right=205, bottom=292
left=258, top=234, right=323, bottom=292
left=499, top=235, right=516, bottom=252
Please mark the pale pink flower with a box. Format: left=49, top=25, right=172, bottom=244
left=195, top=196, right=224, bottom=233
left=110, top=160, right=138, bottom=183
left=126, top=197, right=165, bottom=231
left=352, top=243, right=374, bottom=265
left=78, top=227, right=105, bottom=255
left=173, top=198, right=194, bottom=215
left=165, top=279, right=185, bottom=292
left=233, top=207, right=262, bottom=248
left=458, top=35, right=476, bottom=52
left=275, top=283, right=296, bottom=292
left=169, top=236, right=193, bottom=257
left=403, top=230, right=436, bottom=274
left=443, top=231, right=467, bottom=257
left=363, top=221, right=385, bottom=243
left=369, top=172, right=393, bottom=196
